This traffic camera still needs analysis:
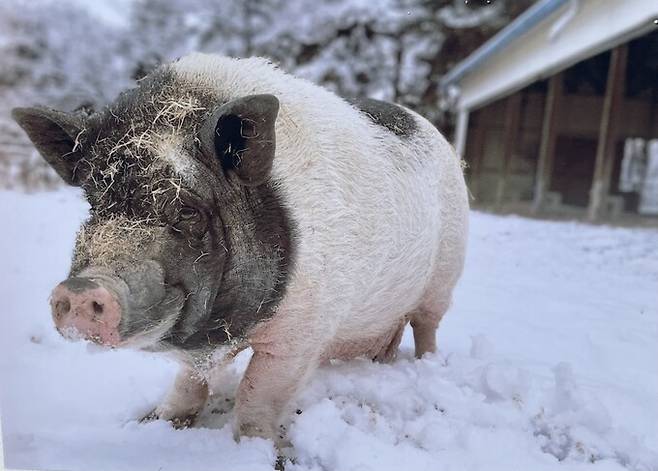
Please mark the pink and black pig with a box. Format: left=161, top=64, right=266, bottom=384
left=13, top=54, right=469, bottom=443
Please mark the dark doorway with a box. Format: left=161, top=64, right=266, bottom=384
left=551, top=136, right=597, bottom=206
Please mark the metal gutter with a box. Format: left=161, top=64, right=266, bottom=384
left=440, top=0, right=570, bottom=88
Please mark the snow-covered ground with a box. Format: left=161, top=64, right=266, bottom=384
left=1, top=189, right=657, bottom=471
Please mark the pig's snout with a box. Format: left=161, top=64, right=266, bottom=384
left=50, top=278, right=122, bottom=346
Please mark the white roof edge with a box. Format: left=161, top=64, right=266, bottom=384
left=455, top=0, right=658, bottom=112
left=461, top=18, right=657, bottom=111
left=441, top=0, right=569, bottom=88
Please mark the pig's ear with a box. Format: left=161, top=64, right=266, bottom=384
left=11, top=107, right=87, bottom=187
left=200, top=94, right=279, bottom=186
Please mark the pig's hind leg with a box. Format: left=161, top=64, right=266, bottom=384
left=411, top=220, right=467, bottom=358
left=409, top=298, right=451, bottom=358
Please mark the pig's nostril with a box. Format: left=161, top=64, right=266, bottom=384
left=54, top=299, right=71, bottom=319
left=92, top=301, right=104, bottom=315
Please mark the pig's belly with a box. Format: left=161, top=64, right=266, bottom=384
left=334, top=270, right=428, bottom=343
left=323, top=229, right=437, bottom=359
left=325, top=316, right=406, bottom=361
left=309, top=196, right=438, bottom=350
left=331, top=216, right=438, bottom=344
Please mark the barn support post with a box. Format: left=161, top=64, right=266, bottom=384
left=532, top=73, right=563, bottom=214
left=495, top=93, right=522, bottom=208
left=454, top=109, right=470, bottom=158
left=468, top=110, right=486, bottom=200
left=587, top=44, right=628, bottom=221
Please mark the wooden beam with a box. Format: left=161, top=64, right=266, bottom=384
left=468, top=110, right=486, bottom=200
left=649, top=82, right=658, bottom=139
left=454, top=109, right=470, bottom=158
left=532, top=73, right=563, bottom=214
left=495, top=93, right=522, bottom=208
left=587, top=44, right=628, bottom=221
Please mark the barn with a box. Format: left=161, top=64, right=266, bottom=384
left=442, top=0, right=658, bottom=221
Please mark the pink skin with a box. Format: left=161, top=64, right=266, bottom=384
left=50, top=283, right=122, bottom=346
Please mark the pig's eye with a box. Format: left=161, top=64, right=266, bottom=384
left=173, top=205, right=207, bottom=239
left=180, top=206, right=199, bottom=220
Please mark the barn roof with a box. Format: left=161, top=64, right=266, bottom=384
left=442, top=0, right=658, bottom=111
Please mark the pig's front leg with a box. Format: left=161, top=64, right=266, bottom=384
left=234, top=346, right=320, bottom=444
left=143, top=366, right=209, bottom=429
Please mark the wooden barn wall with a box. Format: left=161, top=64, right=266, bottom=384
left=464, top=89, right=658, bottom=208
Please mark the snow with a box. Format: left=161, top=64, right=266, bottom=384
left=1, top=188, right=657, bottom=471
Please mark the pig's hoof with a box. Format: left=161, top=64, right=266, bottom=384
left=169, top=414, right=197, bottom=430
left=139, top=409, right=197, bottom=429
left=275, top=455, right=287, bottom=471
left=372, top=350, right=398, bottom=363
left=235, top=421, right=274, bottom=442
left=139, top=409, right=159, bottom=424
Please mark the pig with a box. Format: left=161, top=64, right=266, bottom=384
left=12, top=53, right=468, bottom=443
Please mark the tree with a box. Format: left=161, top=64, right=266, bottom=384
left=0, top=1, right=131, bottom=188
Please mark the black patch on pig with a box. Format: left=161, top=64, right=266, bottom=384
left=78, top=66, right=218, bottom=216
left=161, top=180, right=297, bottom=351
left=347, top=97, right=417, bottom=137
